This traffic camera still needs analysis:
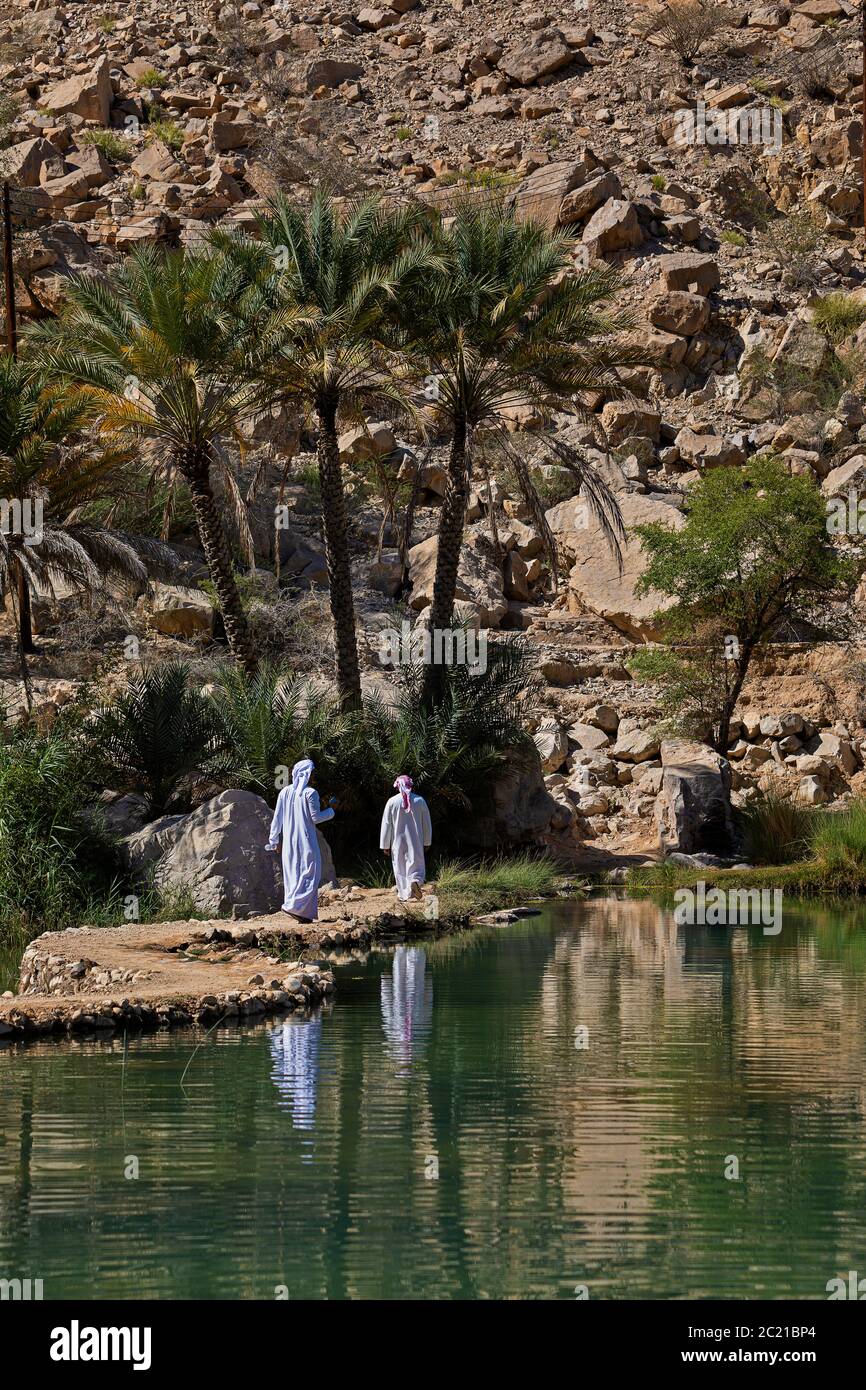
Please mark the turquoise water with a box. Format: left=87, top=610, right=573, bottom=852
left=2, top=896, right=866, bottom=1300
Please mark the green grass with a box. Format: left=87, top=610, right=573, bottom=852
left=136, top=68, right=169, bottom=89
left=627, top=798, right=866, bottom=899
left=435, top=853, right=559, bottom=913
left=737, top=791, right=819, bottom=866
left=651, top=173, right=666, bottom=192
left=146, top=118, right=184, bottom=151
left=79, top=127, right=133, bottom=162
left=356, top=851, right=561, bottom=915
left=811, top=292, right=866, bottom=345
left=721, top=229, right=746, bottom=247
left=812, top=800, right=866, bottom=878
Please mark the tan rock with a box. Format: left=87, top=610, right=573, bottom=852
left=146, top=583, right=215, bottom=638
left=42, top=57, right=113, bottom=125
left=562, top=492, right=685, bottom=641
left=582, top=198, right=643, bottom=257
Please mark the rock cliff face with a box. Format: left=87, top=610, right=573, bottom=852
left=3, top=0, right=866, bottom=866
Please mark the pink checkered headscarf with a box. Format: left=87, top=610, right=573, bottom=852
left=394, top=775, right=413, bottom=811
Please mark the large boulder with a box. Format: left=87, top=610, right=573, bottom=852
left=583, top=199, right=643, bottom=257
left=42, top=57, right=113, bottom=124
left=459, top=745, right=559, bottom=847
left=305, top=58, right=364, bottom=90
left=121, top=790, right=337, bottom=919
left=408, top=533, right=507, bottom=627
left=654, top=741, right=734, bottom=856
left=534, top=717, right=569, bottom=772
left=559, top=171, right=623, bottom=225
left=512, top=155, right=595, bottom=229
left=499, top=35, right=574, bottom=86
left=145, top=583, right=215, bottom=638
left=3, top=137, right=58, bottom=187
left=560, top=492, right=685, bottom=641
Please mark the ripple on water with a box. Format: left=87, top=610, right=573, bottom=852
left=2, top=897, right=866, bottom=1299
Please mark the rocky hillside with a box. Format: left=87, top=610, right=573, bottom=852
left=1, top=0, right=866, bottom=864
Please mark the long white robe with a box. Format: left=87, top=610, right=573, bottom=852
left=380, top=792, right=432, bottom=900
left=380, top=946, right=434, bottom=1065
left=268, top=785, right=334, bottom=919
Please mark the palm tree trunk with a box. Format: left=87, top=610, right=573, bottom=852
left=17, top=565, right=35, bottom=653
left=424, top=415, right=468, bottom=703
left=316, top=399, right=362, bottom=712
left=398, top=454, right=421, bottom=594
left=183, top=450, right=257, bottom=674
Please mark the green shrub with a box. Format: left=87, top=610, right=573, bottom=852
left=811, top=292, right=866, bottom=346
left=811, top=800, right=866, bottom=877
left=85, top=662, right=225, bottom=815
left=136, top=68, right=169, bottom=89
left=0, top=725, right=123, bottom=946
left=79, top=128, right=133, bottom=162
left=736, top=791, right=818, bottom=866
left=146, top=118, right=184, bottom=150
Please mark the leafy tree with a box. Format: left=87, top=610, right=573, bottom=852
left=214, top=190, right=439, bottom=709
left=27, top=247, right=276, bottom=672
left=399, top=198, right=638, bottom=701
left=628, top=457, right=855, bottom=756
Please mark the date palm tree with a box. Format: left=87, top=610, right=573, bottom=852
left=0, top=356, right=164, bottom=683
left=213, top=190, right=441, bottom=710
left=403, top=199, right=642, bottom=701
left=27, top=246, right=282, bottom=672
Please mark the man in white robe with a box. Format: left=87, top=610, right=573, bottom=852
left=266, top=758, right=335, bottom=921
left=380, top=774, right=432, bottom=901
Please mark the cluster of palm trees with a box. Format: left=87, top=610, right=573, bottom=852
left=3, top=189, right=638, bottom=710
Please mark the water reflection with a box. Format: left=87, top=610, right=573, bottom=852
left=3, top=896, right=866, bottom=1299
left=380, top=946, right=433, bottom=1068
left=268, top=1016, right=322, bottom=1135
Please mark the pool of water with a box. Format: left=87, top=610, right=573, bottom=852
left=2, top=896, right=866, bottom=1300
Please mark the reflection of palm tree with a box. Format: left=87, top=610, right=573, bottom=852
left=268, top=1017, right=322, bottom=1136
left=380, top=947, right=434, bottom=1066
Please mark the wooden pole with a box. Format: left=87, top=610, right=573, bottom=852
left=2, top=181, right=17, bottom=357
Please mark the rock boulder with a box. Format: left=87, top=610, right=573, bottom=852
left=121, top=790, right=337, bottom=919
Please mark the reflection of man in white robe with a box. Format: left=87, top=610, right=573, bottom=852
left=268, top=1017, right=321, bottom=1133
left=380, top=946, right=433, bottom=1064
left=380, top=775, right=432, bottom=901
left=266, top=758, right=335, bottom=921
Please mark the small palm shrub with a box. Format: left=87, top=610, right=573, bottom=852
left=209, top=662, right=348, bottom=804
left=332, top=635, right=537, bottom=854
left=85, top=662, right=224, bottom=815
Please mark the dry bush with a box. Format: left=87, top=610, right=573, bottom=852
left=645, top=1, right=728, bottom=65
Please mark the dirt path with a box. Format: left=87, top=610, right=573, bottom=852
left=0, top=887, right=446, bottom=1041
